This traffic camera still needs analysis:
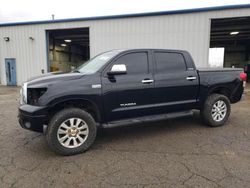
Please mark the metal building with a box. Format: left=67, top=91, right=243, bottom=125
left=0, top=4, right=250, bottom=85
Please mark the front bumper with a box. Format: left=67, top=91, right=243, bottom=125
left=18, top=104, right=48, bottom=133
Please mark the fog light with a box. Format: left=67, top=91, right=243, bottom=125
left=24, top=122, right=31, bottom=128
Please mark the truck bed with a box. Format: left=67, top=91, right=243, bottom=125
left=197, top=67, right=244, bottom=104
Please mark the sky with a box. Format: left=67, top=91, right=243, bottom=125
left=0, top=0, right=250, bottom=23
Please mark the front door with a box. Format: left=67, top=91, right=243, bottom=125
left=5, top=59, right=17, bottom=86
left=102, top=50, right=155, bottom=122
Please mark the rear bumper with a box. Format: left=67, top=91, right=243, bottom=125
left=18, top=105, right=48, bottom=133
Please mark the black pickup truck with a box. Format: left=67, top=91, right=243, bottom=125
left=19, top=49, right=246, bottom=155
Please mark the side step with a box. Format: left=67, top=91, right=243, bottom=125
left=102, top=110, right=193, bottom=128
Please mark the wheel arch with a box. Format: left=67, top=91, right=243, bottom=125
left=208, top=86, right=231, bottom=99
left=200, top=86, right=232, bottom=109
left=47, top=97, right=102, bottom=125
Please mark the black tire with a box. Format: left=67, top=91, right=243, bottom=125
left=201, top=94, right=231, bottom=127
left=46, top=108, right=97, bottom=155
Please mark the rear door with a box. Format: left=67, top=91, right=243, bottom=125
left=102, top=50, right=155, bottom=122
left=152, top=50, right=199, bottom=113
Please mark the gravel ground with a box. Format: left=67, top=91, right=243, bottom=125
left=0, top=85, right=250, bottom=188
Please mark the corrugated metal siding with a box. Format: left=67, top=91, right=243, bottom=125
left=0, top=8, right=250, bottom=85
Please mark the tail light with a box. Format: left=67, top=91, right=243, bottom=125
left=240, top=72, right=247, bottom=81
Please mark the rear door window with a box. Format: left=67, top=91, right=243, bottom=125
left=154, top=52, right=186, bottom=73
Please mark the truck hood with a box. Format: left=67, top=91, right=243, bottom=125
left=26, top=72, right=85, bottom=87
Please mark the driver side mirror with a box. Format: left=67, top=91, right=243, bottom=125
left=107, top=64, right=127, bottom=75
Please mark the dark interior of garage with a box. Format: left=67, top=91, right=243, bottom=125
left=47, top=28, right=89, bottom=72
left=210, top=16, right=250, bottom=73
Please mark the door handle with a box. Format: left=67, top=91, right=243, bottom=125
left=186, top=76, right=197, bottom=81
left=142, top=79, right=154, bottom=84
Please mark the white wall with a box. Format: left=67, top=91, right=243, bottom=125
left=1, top=8, right=250, bottom=85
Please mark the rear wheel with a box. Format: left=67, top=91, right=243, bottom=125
left=46, top=108, right=97, bottom=155
left=201, top=94, right=231, bottom=127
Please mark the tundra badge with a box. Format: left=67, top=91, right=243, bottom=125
left=120, top=103, right=136, bottom=107
left=92, top=84, right=102, bottom=89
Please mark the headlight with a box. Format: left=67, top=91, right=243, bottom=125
left=20, top=83, right=27, bottom=105
left=20, top=83, right=47, bottom=106
left=27, top=88, right=47, bottom=105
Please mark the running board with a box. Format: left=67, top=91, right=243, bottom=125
left=102, top=110, right=193, bottom=128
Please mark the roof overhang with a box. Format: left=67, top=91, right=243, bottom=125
left=1, top=4, right=250, bottom=27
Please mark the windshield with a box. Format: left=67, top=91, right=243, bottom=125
left=76, top=50, right=123, bottom=74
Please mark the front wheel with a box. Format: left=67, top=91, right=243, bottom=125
left=201, top=94, right=231, bottom=127
left=46, top=108, right=97, bottom=155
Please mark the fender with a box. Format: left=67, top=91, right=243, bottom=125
left=47, top=95, right=104, bottom=123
